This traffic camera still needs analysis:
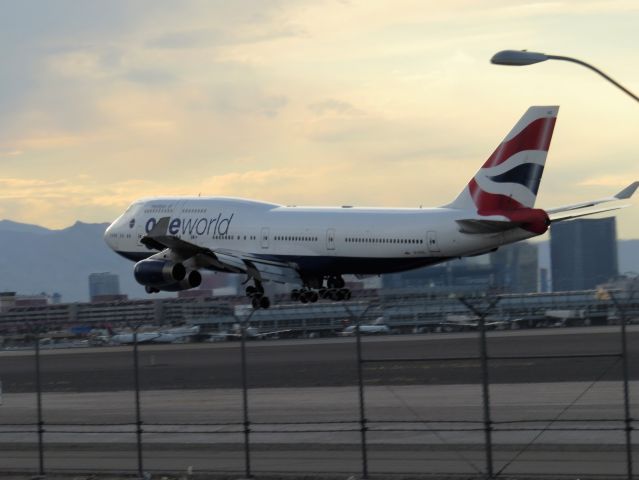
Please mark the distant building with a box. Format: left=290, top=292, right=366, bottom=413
left=0, top=292, right=16, bottom=313
left=382, top=241, right=538, bottom=293
left=551, top=217, right=618, bottom=291
left=489, top=242, right=538, bottom=293
left=539, top=268, right=550, bottom=293
left=178, top=289, right=213, bottom=299
left=91, top=294, right=128, bottom=303
left=89, top=272, right=121, bottom=301
left=382, top=255, right=495, bottom=293
left=15, top=294, right=49, bottom=307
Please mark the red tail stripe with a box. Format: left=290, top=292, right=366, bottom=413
left=482, top=117, right=556, bottom=169
left=468, top=180, right=549, bottom=234
left=469, top=179, right=525, bottom=213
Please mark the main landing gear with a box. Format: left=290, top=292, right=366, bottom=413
left=290, top=276, right=352, bottom=304
left=245, top=281, right=271, bottom=309
left=244, top=276, right=352, bottom=309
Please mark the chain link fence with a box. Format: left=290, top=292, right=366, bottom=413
left=0, top=290, right=636, bottom=478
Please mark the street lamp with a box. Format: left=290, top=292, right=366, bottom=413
left=491, top=50, right=639, bottom=103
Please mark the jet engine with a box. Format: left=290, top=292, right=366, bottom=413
left=160, top=270, right=203, bottom=291
left=134, top=259, right=186, bottom=287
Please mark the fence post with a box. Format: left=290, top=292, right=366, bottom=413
left=33, top=326, right=45, bottom=477
left=239, top=309, right=256, bottom=479
left=609, top=290, right=634, bottom=480
left=459, top=297, right=499, bottom=479
left=355, top=310, right=369, bottom=479
left=132, top=326, right=145, bottom=478
left=345, top=304, right=372, bottom=479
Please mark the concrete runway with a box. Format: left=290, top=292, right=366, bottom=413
left=0, top=326, right=637, bottom=477
left=1, top=382, right=638, bottom=477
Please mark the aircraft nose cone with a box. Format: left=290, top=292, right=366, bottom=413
left=104, top=222, right=117, bottom=250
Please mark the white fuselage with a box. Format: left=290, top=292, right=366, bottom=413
left=104, top=196, right=537, bottom=279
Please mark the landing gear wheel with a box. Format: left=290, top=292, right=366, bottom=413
left=251, top=296, right=262, bottom=309
left=309, top=291, right=319, bottom=303
left=291, top=289, right=300, bottom=301
left=300, top=291, right=309, bottom=304
left=260, top=296, right=271, bottom=309
left=145, top=286, right=159, bottom=294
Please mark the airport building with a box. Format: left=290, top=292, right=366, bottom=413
left=550, top=217, right=618, bottom=291
left=1, top=283, right=637, bottom=341
left=88, top=272, right=121, bottom=301
left=489, top=242, right=538, bottom=293
left=383, top=241, right=539, bottom=294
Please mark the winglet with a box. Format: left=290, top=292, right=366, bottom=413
left=615, top=181, right=639, bottom=200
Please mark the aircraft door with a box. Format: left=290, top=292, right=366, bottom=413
left=260, top=227, right=270, bottom=249
left=326, top=228, right=336, bottom=251
left=427, top=230, right=440, bottom=253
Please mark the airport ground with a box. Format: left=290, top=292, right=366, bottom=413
left=1, top=326, right=638, bottom=392
left=1, top=326, right=638, bottom=478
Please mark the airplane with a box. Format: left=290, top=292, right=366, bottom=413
left=108, top=325, right=200, bottom=345
left=438, top=314, right=506, bottom=332
left=152, top=325, right=201, bottom=343
left=340, top=324, right=391, bottom=336
left=206, top=324, right=292, bottom=341
left=109, top=331, right=162, bottom=345
left=104, top=106, right=637, bottom=309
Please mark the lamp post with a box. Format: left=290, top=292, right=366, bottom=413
left=491, top=50, right=639, bottom=103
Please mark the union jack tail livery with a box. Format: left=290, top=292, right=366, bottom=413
left=447, top=106, right=558, bottom=213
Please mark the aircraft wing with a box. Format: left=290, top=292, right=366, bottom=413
left=140, top=217, right=302, bottom=284
left=214, top=250, right=302, bottom=284
left=546, top=181, right=638, bottom=222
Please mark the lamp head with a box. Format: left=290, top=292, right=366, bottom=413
left=491, top=50, right=548, bottom=66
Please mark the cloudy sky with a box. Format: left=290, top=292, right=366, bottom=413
left=1, top=1, right=637, bottom=237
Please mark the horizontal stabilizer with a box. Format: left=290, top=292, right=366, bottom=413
left=546, top=181, right=638, bottom=215
left=549, top=205, right=627, bottom=223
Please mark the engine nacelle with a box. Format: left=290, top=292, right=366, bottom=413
left=160, top=270, right=203, bottom=292
left=134, top=259, right=186, bottom=287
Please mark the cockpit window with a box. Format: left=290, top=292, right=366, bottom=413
left=124, top=202, right=141, bottom=214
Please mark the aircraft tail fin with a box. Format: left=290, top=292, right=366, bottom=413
left=445, top=106, right=558, bottom=214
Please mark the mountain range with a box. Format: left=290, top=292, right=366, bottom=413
left=0, top=220, right=146, bottom=302
left=0, top=219, right=637, bottom=303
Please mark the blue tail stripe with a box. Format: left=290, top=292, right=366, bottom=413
left=488, top=163, right=544, bottom=194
